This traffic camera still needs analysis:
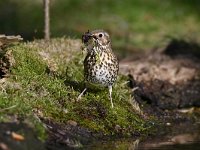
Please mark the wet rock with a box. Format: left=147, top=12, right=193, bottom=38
left=170, top=134, right=197, bottom=144
left=44, top=120, right=97, bottom=150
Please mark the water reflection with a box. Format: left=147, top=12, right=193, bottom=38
left=86, top=139, right=140, bottom=150
left=141, top=133, right=200, bottom=150
left=86, top=132, right=200, bottom=150
left=86, top=139, right=200, bottom=150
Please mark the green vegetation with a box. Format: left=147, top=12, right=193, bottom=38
left=52, top=0, right=200, bottom=49
left=1, top=0, right=200, bottom=51
left=0, top=39, right=154, bottom=139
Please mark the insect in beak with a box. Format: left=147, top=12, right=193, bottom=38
left=82, top=30, right=91, bottom=43
left=82, top=30, right=98, bottom=43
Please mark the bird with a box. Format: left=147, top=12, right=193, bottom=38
left=78, top=29, right=119, bottom=108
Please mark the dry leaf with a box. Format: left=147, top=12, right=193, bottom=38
left=11, top=132, right=25, bottom=141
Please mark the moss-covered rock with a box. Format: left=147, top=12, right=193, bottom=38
left=0, top=38, right=155, bottom=144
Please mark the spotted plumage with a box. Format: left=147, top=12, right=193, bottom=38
left=78, top=29, right=119, bottom=108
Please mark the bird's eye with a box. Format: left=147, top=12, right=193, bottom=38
left=99, top=33, right=103, bottom=38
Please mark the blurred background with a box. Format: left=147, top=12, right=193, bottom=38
left=0, top=0, right=200, bottom=52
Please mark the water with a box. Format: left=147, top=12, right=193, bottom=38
left=86, top=139, right=200, bottom=150
left=85, top=127, right=200, bottom=150
left=143, top=142, right=200, bottom=150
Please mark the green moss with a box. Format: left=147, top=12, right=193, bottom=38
left=0, top=38, right=155, bottom=140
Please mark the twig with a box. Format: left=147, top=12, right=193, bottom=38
left=0, top=105, right=17, bottom=112
left=43, top=0, right=50, bottom=40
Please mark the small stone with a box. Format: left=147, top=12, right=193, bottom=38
left=67, top=120, right=77, bottom=126
left=166, top=122, right=171, bottom=126
left=115, top=125, right=121, bottom=131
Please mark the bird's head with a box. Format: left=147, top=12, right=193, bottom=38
left=82, top=29, right=111, bottom=52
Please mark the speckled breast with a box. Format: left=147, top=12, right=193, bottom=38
left=84, top=51, right=119, bottom=86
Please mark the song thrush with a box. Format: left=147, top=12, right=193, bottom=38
left=78, top=29, right=119, bottom=108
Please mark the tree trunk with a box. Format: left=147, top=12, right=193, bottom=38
left=43, top=0, right=50, bottom=41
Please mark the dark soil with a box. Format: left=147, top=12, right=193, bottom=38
left=120, top=39, right=200, bottom=111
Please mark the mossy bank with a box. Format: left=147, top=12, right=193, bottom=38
left=0, top=38, right=155, bottom=146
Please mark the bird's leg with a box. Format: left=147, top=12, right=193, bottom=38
left=77, top=82, right=87, bottom=101
left=108, top=85, right=114, bottom=108
left=77, top=88, right=87, bottom=101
